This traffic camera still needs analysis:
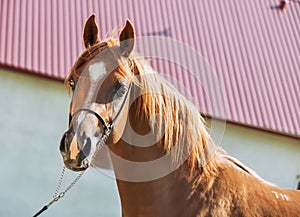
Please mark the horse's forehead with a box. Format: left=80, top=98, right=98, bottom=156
left=88, top=62, right=107, bottom=82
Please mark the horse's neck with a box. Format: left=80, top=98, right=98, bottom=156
left=108, top=114, right=209, bottom=216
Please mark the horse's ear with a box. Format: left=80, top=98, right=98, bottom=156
left=83, top=14, right=100, bottom=48
left=119, top=19, right=135, bottom=57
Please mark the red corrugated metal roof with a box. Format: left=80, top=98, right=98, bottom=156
left=0, top=0, right=299, bottom=138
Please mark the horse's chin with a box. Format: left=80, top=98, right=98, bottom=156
left=68, top=165, right=89, bottom=172
left=63, top=159, right=89, bottom=172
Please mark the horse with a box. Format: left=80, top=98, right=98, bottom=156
left=59, top=14, right=300, bottom=217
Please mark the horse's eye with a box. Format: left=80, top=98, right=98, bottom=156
left=69, top=78, right=75, bottom=89
left=117, top=86, right=127, bottom=97
left=114, top=83, right=127, bottom=98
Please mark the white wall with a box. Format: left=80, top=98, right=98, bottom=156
left=0, top=69, right=121, bottom=217
left=219, top=122, right=300, bottom=189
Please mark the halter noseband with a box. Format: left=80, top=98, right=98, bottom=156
left=70, top=108, right=112, bottom=132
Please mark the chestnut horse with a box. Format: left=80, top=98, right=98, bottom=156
left=59, top=15, right=300, bottom=217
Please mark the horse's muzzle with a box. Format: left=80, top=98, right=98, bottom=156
left=59, top=131, right=90, bottom=171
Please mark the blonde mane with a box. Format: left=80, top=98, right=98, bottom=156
left=131, top=57, right=218, bottom=175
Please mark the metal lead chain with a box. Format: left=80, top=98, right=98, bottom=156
left=33, top=169, right=85, bottom=217
left=53, top=166, right=65, bottom=199
left=63, top=170, right=85, bottom=195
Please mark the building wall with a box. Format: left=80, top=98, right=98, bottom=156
left=0, top=68, right=121, bottom=217
left=220, top=122, right=300, bottom=189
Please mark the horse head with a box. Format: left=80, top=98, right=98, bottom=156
left=59, top=15, right=136, bottom=171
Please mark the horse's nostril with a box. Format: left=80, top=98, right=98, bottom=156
left=83, top=138, right=91, bottom=156
left=59, top=132, right=68, bottom=153
left=78, top=137, right=91, bottom=161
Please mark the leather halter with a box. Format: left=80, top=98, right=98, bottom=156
left=68, top=63, right=134, bottom=138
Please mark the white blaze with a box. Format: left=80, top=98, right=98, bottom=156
left=81, top=61, right=107, bottom=108
left=89, top=62, right=107, bottom=82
